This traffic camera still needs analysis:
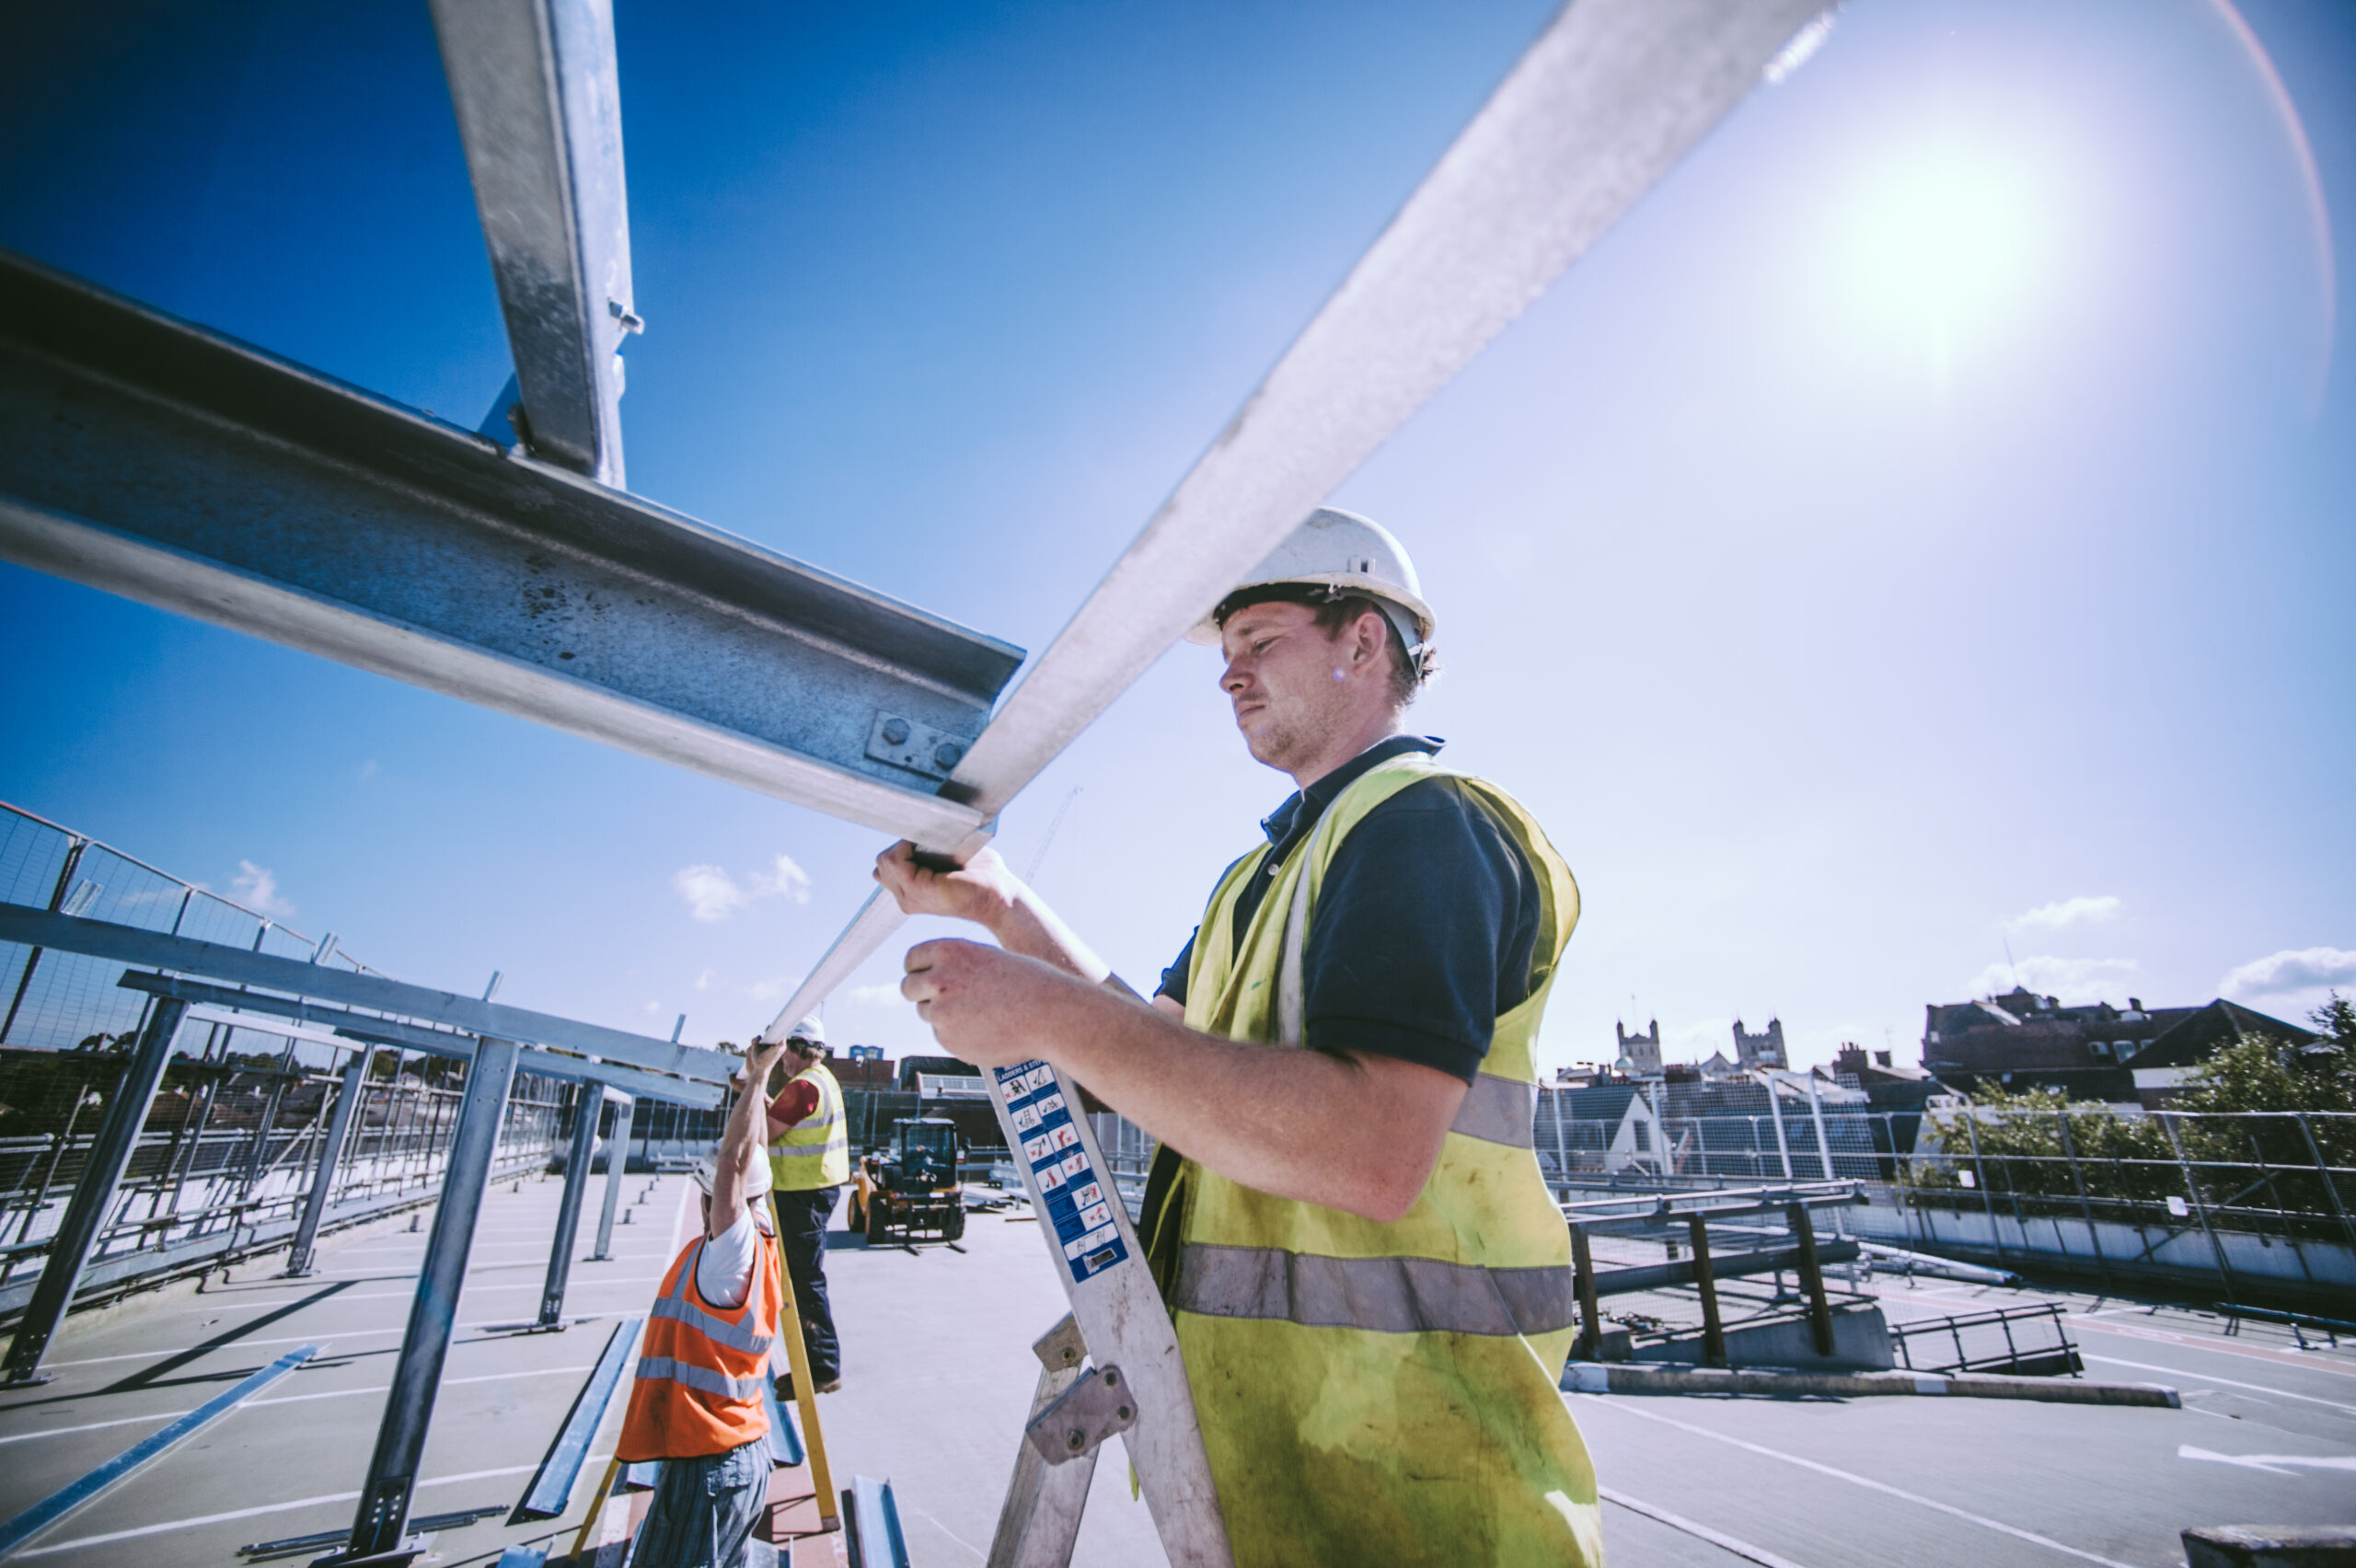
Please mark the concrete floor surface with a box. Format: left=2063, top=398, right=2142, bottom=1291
left=1, top=1174, right=2350, bottom=1567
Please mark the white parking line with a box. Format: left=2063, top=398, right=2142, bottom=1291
left=2178, top=1445, right=2356, bottom=1476
left=14, top=1458, right=578, bottom=1557
left=1581, top=1399, right=2141, bottom=1568
left=35, top=1309, right=647, bottom=1368
left=1602, top=1487, right=1813, bottom=1568
left=2084, top=1355, right=2356, bottom=1416
left=246, top=1363, right=596, bottom=1407
left=0, top=1411, right=190, bottom=1446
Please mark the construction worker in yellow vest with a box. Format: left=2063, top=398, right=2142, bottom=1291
left=762, top=1014, right=848, bottom=1396
left=874, top=509, right=1599, bottom=1568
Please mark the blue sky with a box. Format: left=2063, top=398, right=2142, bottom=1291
left=3, top=0, right=2350, bottom=1074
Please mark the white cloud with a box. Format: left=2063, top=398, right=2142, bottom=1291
left=2219, top=947, right=2356, bottom=1002
left=671, top=853, right=813, bottom=922
left=232, top=860, right=294, bottom=917
left=673, top=864, right=748, bottom=922
left=2006, top=895, right=2120, bottom=932
left=746, top=976, right=791, bottom=1003
left=848, top=983, right=909, bottom=1009
left=751, top=855, right=813, bottom=905
left=695, top=967, right=715, bottom=992
left=1962, top=954, right=2137, bottom=1005
left=358, top=759, right=379, bottom=781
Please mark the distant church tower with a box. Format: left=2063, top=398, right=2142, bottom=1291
left=1732, top=1017, right=1788, bottom=1071
left=1616, top=1020, right=1663, bottom=1075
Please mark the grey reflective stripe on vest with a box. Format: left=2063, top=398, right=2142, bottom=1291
left=651, top=1249, right=774, bottom=1355
left=633, top=1355, right=766, bottom=1401
left=767, top=1142, right=839, bottom=1161
left=1451, top=1072, right=1536, bottom=1148
left=1173, top=1242, right=1579, bottom=1338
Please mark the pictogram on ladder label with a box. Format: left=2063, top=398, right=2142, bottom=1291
left=995, top=1059, right=1130, bottom=1285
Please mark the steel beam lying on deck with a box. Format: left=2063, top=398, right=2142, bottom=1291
left=0, top=903, right=732, bottom=1088
left=430, top=0, right=637, bottom=486
left=0, top=249, right=1022, bottom=847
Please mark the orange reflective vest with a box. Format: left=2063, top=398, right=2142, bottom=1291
left=617, top=1228, right=780, bottom=1461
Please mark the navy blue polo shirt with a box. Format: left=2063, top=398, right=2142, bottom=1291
left=1154, top=736, right=1541, bottom=1084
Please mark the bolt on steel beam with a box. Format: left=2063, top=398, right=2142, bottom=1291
left=0, top=250, right=1023, bottom=847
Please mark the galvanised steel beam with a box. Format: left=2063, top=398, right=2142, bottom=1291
left=537, top=1085, right=603, bottom=1326
left=592, top=1094, right=634, bottom=1261
left=284, top=1054, right=370, bottom=1278
left=0, top=903, right=732, bottom=1087
left=0, top=249, right=1023, bottom=847
left=0, top=997, right=190, bottom=1385
left=430, top=0, right=636, bottom=486
left=115, top=972, right=724, bottom=1110
left=343, top=1036, right=521, bottom=1563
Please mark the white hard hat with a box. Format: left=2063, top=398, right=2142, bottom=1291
left=1185, top=508, right=1436, bottom=654
left=692, top=1152, right=774, bottom=1204
left=785, top=1014, right=826, bottom=1048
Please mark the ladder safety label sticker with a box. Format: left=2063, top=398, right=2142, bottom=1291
left=993, top=1059, right=1131, bottom=1285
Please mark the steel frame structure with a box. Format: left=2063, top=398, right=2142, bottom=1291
left=0, top=0, right=1840, bottom=1561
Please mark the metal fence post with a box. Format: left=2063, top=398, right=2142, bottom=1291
left=341, top=1035, right=519, bottom=1562
left=0, top=837, right=84, bottom=1046
left=2159, top=1111, right=2237, bottom=1305
left=1765, top=1077, right=1794, bottom=1181
left=593, top=1093, right=634, bottom=1261
left=1689, top=1215, right=1727, bottom=1366
left=537, top=1080, right=603, bottom=1327
left=284, top=1054, right=368, bottom=1277
left=1571, top=1228, right=1600, bottom=1362
left=2, top=996, right=188, bottom=1384
left=2295, top=1113, right=2356, bottom=1256
left=1804, top=1073, right=1834, bottom=1182
left=1964, top=1114, right=2004, bottom=1261
left=1552, top=1087, right=1570, bottom=1195
left=2053, top=1111, right=2111, bottom=1288
left=1787, top=1203, right=1835, bottom=1359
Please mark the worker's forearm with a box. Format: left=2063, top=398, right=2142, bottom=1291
left=984, top=886, right=1113, bottom=986
left=1026, top=978, right=1444, bottom=1219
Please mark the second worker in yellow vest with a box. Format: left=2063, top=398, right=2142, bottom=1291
left=763, top=1015, right=849, bottom=1395
left=875, top=509, right=1600, bottom=1568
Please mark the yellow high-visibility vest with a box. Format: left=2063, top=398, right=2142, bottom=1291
left=768, top=1062, right=849, bottom=1190
left=1162, top=751, right=1600, bottom=1568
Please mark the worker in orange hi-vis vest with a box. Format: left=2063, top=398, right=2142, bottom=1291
left=617, top=1034, right=788, bottom=1568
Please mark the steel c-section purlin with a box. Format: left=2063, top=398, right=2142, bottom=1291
left=429, top=0, right=636, bottom=487
left=0, top=249, right=1022, bottom=848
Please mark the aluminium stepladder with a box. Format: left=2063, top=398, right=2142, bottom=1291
left=976, top=1058, right=1235, bottom=1568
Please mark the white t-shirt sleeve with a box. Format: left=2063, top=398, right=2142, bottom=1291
left=695, top=1205, right=758, bottom=1310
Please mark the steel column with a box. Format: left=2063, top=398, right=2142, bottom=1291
left=1787, top=1203, right=1835, bottom=1359
left=0, top=836, right=82, bottom=1046
left=1964, top=1115, right=2004, bottom=1260
left=285, top=1055, right=370, bottom=1277
left=537, top=1082, right=602, bottom=1326
left=340, top=1036, right=521, bottom=1564
left=1803, top=1072, right=1833, bottom=1182
left=591, top=1094, right=633, bottom=1261
left=1, top=997, right=188, bottom=1385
